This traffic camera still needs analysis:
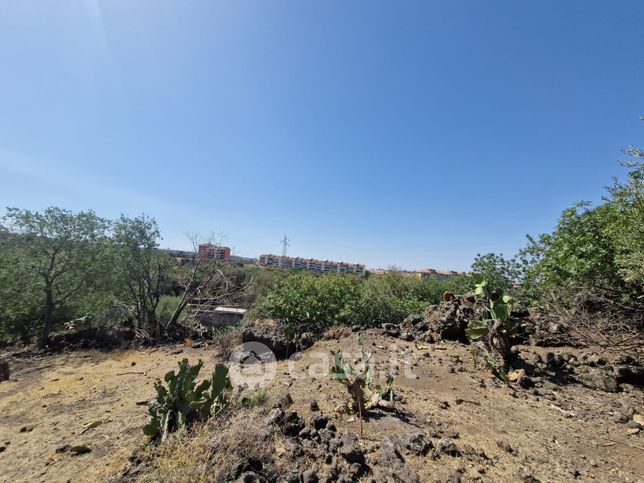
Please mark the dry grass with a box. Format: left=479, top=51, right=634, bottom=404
left=210, top=326, right=243, bottom=359
left=136, top=406, right=280, bottom=482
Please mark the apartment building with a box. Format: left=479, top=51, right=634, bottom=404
left=259, top=254, right=366, bottom=276
left=197, top=243, right=231, bottom=261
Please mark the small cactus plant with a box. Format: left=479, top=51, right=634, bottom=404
left=330, top=337, right=396, bottom=437
left=466, top=275, right=517, bottom=378
left=143, top=358, right=231, bottom=442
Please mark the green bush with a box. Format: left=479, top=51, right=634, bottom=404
left=351, top=272, right=434, bottom=327
left=156, top=295, right=183, bottom=327
left=255, top=269, right=469, bottom=333
left=258, top=273, right=361, bottom=336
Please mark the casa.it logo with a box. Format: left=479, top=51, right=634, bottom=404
left=227, top=341, right=277, bottom=387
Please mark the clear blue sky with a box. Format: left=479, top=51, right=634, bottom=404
left=1, top=1, right=642, bottom=271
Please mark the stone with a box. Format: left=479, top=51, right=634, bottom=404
left=517, top=468, right=541, bottom=483
left=399, top=332, right=414, bottom=341
left=371, top=437, right=420, bottom=483
left=578, top=368, right=620, bottom=393
left=405, top=431, right=432, bottom=456
left=264, top=408, right=284, bottom=426
left=403, top=314, right=423, bottom=325
left=242, top=324, right=313, bottom=359
left=338, top=433, right=365, bottom=464
left=613, top=411, right=630, bottom=424
left=508, top=369, right=526, bottom=383
left=311, top=414, right=330, bottom=431
left=300, top=332, right=315, bottom=348
left=236, top=471, right=263, bottom=483
left=566, top=465, right=580, bottom=478
left=274, top=392, right=293, bottom=409
left=583, top=354, right=607, bottom=367
left=382, top=323, right=400, bottom=337
left=545, top=352, right=564, bottom=367
left=496, top=440, right=516, bottom=454
left=437, top=439, right=461, bottom=457
left=310, top=399, right=319, bottom=411
left=0, top=361, right=9, bottom=383
left=301, top=469, right=318, bottom=483
left=280, top=411, right=305, bottom=437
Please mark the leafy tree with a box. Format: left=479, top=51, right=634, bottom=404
left=1, top=207, right=110, bottom=347
left=112, top=215, right=172, bottom=331
left=471, top=253, right=520, bottom=294
left=519, top=157, right=643, bottom=311
left=0, top=232, right=42, bottom=342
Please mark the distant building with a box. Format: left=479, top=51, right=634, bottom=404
left=415, top=268, right=465, bottom=281
left=366, top=267, right=466, bottom=280
left=197, top=243, right=231, bottom=261
left=259, top=254, right=366, bottom=276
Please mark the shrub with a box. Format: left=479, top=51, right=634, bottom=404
left=156, top=295, right=183, bottom=327
left=351, top=272, right=440, bottom=326
left=255, top=270, right=473, bottom=333
left=258, top=273, right=361, bottom=336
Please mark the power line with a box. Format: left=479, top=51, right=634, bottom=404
left=281, top=234, right=290, bottom=257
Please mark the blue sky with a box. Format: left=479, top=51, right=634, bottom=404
left=0, top=1, right=642, bottom=271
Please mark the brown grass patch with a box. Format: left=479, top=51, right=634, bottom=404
left=135, top=406, right=281, bottom=482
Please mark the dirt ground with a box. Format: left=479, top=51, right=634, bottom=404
left=1, top=332, right=642, bottom=483
left=0, top=345, right=220, bottom=483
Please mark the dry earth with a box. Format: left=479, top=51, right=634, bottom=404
left=1, top=331, right=643, bottom=483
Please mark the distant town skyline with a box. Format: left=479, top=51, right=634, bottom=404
left=1, top=1, right=643, bottom=272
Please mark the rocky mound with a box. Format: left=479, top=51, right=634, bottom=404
left=242, top=323, right=315, bottom=359
left=115, top=391, right=495, bottom=483
left=381, top=294, right=527, bottom=343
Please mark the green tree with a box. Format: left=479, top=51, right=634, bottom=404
left=112, top=215, right=172, bottom=331
left=519, top=154, right=643, bottom=311
left=1, top=207, right=110, bottom=347
left=471, top=253, right=520, bottom=293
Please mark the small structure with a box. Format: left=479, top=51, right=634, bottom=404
left=200, top=306, right=247, bottom=327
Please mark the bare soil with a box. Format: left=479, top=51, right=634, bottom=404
left=1, top=332, right=642, bottom=483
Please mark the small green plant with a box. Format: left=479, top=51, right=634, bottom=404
left=466, top=275, right=517, bottom=379
left=143, top=358, right=231, bottom=442
left=330, top=336, right=396, bottom=437
left=240, top=388, right=269, bottom=409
